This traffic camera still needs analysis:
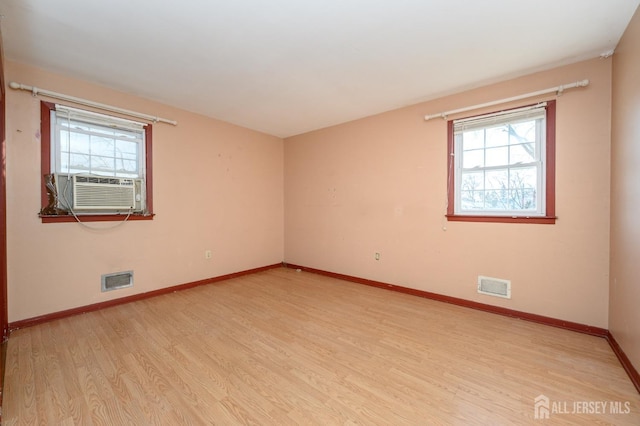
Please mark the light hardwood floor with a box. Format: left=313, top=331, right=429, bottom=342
left=2, top=267, right=639, bottom=425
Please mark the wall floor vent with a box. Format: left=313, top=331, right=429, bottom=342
left=102, top=271, right=133, bottom=292
left=477, top=275, right=511, bottom=299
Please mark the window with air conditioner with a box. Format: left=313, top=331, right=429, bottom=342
left=40, top=102, right=154, bottom=221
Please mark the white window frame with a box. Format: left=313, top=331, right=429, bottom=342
left=50, top=105, right=146, bottom=180
left=452, top=103, right=547, bottom=217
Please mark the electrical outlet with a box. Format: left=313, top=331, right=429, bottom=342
left=375, top=252, right=380, bottom=261
left=205, top=250, right=212, bottom=260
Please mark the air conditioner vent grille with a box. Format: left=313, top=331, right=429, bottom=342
left=75, top=185, right=135, bottom=208
left=75, top=176, right=134, bottom=186
left=73, top=175, right=136, bottom=210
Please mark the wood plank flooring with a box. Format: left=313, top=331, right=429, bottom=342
left=2, top=267, right=639, bottom=424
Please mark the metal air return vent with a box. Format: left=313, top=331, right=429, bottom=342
left=477, top=275, right=511, bottom=299
left=102, top=271, right=134, bottom=292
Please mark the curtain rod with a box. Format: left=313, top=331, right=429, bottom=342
left=9, top=81, right=178, bottom=126
left=424, top=79, right=589, bottom=121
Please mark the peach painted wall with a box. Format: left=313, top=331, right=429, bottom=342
left=285, top=58, right=612, bottom=328
left=5, top=60, right=284, bottom=322
left=610, top=8, right=640, bottom=371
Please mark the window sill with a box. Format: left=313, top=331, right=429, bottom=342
left=446, top=214, right=557, bottom=224
left=40, top=213, right=155, bottom=223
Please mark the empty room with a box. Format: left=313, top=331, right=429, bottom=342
left=0, top=0, right=639, bottom=424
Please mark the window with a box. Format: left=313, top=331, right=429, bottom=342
left=52, top=105, right=144, bottom=178
left=447, top=101, right=556, bottom=224
left=40, top=101, right=154, bottom=222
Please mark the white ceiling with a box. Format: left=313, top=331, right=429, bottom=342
left=1, top=1, right=638, bottom=137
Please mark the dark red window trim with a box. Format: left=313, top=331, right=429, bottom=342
left=446, top=100, right=556, bottom=224
left=39, top=101, right=154, bottom=223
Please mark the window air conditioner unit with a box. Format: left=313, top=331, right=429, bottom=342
left=54, top=174, right=145, bottom=213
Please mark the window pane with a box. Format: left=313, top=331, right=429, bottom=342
left=462, top=149, right=484, bottom=168
left=508, top=167, right=537, bottom=196
left=91, top=136, right=115, bottom=156
left=71, top=153, right=91, bottom=170
left=485, top=125, right=508, bottom=147
left=461, top=171, right=484, bottom=192
left=509, top=143, right=535, bottom=164
left=485, top=147, right=508, bottom=167
left=509, top=188, right=536, bottom=210
left=460, top=190, right=484, bottom=210
left=60, top=130, right=70, bottom=152
left=485, top=189, right=510, bottom=209
left=69, top=132, right=90, bottom=154
left=91, top=155, right=115, bottom=172
left=462, top=129, right=484, bottom=150
left=117, top=159, right=138, bottom=174
left=116, top=140, right=138, bottom=157
left=509, top=120, right=536, bottom=144
left=61, top=153, right=91, bottom=172
left=506, top=167, right=537, bottom=210
left=485, top=169, right=508, bottom=190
